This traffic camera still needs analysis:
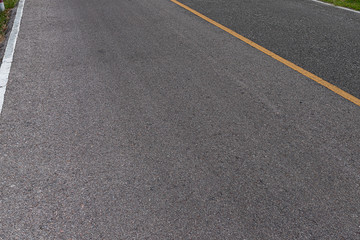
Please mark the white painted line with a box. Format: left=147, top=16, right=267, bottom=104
left=310, top=0, right=334, bottom=7
left=336, top=6, right=360, bottom=14
left=310, top=0, right=360, bottom=14
left=0, top=0, right=25, bottom=115
left=0, top=86, right=6, bottom=112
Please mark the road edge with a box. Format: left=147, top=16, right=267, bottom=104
left=0, top=0, right=25, bottom=115
left=310, top=0, right=360, bottom=14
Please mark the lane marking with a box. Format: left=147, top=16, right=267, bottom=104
left=0, top=0, right=26, bottom=115
left=310, top=0, right=360, bottom=14
left=170, top=0, right=360, bottom=107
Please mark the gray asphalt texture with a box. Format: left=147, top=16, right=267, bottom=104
left=179, top=0, right=360, bottom=99
left=0, top=0, right=360, bottom=239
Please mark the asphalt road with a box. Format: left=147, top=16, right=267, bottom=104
left=178, top=0, right=360, bottom=99
left=0, top=0, right=359, bottom=239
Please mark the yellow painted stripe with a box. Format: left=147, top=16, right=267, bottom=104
left=170, top=0, right=360, bottom=107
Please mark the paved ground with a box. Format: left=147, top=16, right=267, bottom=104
left=179, top=0, right=360, bottom=99
left=0, top=0, right=359, bottom=239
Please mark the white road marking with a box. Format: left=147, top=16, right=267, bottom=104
left=0, top=0, right=25, bottom=115
left=310, top=0, right=360, bottom=14
left=336, top=6, right=360, bottom=14
left=0, top=86, right=5, bottom=111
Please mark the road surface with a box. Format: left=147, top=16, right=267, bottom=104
left=179, top=0, right=360, bottom=98
left=0, top=0, right=359, bottom=239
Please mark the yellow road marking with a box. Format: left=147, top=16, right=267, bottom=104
left=170, top=0, right=360, bottom=107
